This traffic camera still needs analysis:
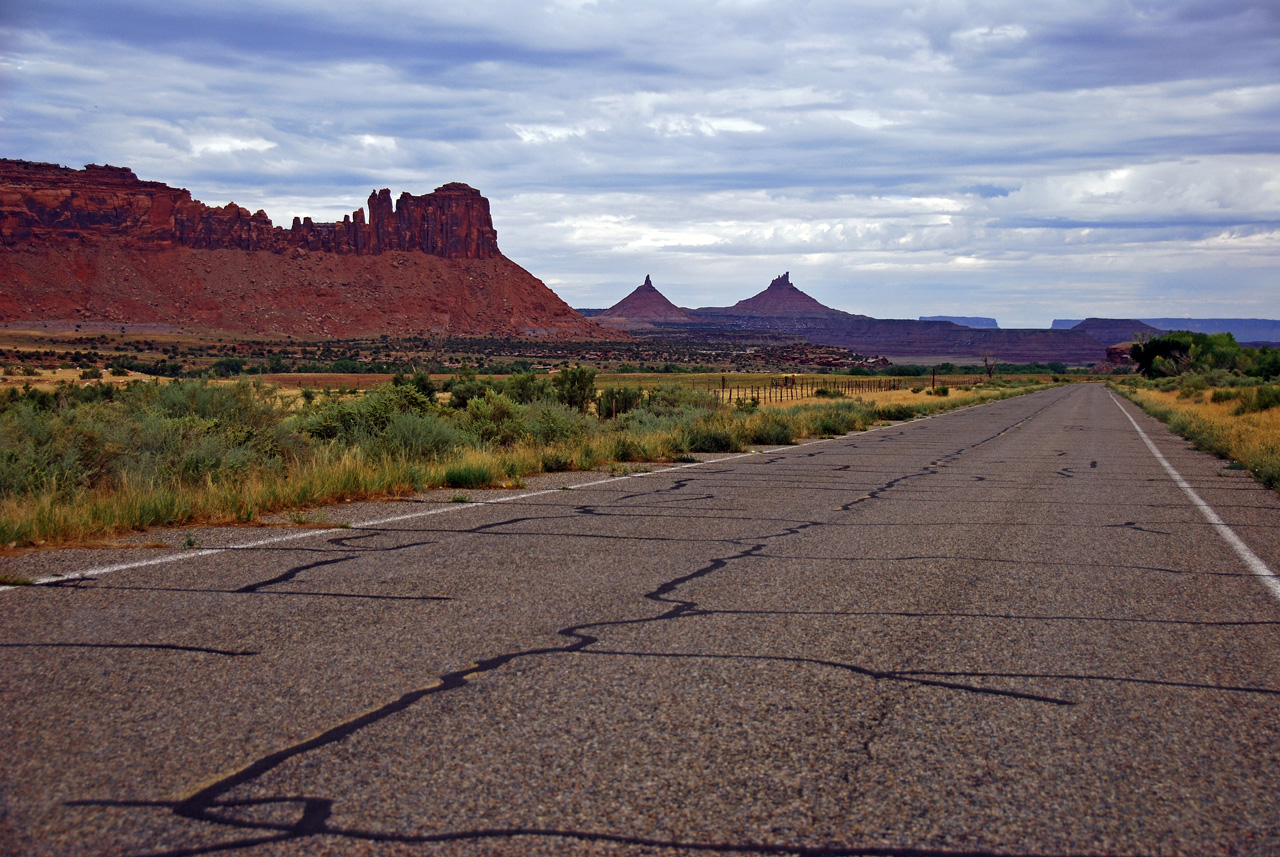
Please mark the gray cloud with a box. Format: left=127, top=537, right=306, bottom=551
left=2, top=0, right=1277, bottom=326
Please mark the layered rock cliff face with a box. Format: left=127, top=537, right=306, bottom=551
left=0, top=159, right=607, bottom=339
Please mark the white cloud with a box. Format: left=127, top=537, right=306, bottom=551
left=354, top=134, right=397, bottom=150
left=189, top=135, right=278, bottom=156
left=951, top=24, right=1028, bottom=48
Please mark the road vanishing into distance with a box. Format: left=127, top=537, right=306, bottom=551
left=3, top=383, right=1280, bottom=857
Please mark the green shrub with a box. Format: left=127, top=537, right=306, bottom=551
left=552, top=366, right=597, bottom=413
left=539, top=448, right=574, bottom=472
left=443, top=460, right=499, bottom=489
left=503, top=372, right=552, bottom=404
left=813, top=388, right=843, bottom=398
left=390, top=371, right=438, bottom=399
left=872, top=403, right=919, bottom=422
left=734, top=397, right=759, bottom=413
left=607, top=434, right=645, bottom=462
left=0, top=379, right=301, bottom=498
left=80, top=367, right=103, bottom=380
left=1178, top=375, right=1210, bottom=399
left=1234, top=385, right=1280, bottom=414
left=442, top=370, right=499, bottom=409
left=384, top=411, right=461, bottom=459
left=644, top=385, right=719, bottom=414
left=298, top=383, right=435, bottom=444
left=678, top=416, right=743, bottom=453
left=463, top=391, right=527, bottom=446
left=1210, top=388, right=1241, bottom=403
left=597, top=386, right=643, bottom=420
left=807, top=402, right=871, bottom=436
left=747, top=413, right=795, bottom=445
left=526, top=402, right=590, bottom=444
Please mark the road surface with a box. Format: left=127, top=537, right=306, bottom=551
left=3, top=383, right=1279, bottom=856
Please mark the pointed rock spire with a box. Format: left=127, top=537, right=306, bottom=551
left=726, top=272, right=837, bottom=315
left=597, top=275, right=698, bottom=323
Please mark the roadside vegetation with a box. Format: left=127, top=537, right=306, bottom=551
left=0, top=370, right=1055, bottom=548
left=1111, top=331, right=1280, bottom=491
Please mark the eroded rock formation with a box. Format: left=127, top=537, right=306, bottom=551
left=0, top=159, right=608, bottom=339
left=595, top=275, right=700, bottom=330
left=0, top=160, right=498, bottom=258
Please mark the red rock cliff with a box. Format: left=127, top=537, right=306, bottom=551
left=0, top=159, right=610, bottom=339
left=0, top=160, right=499, bottom=258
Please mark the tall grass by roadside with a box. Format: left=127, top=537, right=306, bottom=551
left=0, top=376, right=1055, bottom=548
left=1111, top=380, right=1280, bottom=492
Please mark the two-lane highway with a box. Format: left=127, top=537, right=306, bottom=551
left=3, top=383, right=1279, bottom=856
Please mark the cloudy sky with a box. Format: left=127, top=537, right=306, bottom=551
left=3, top=0, right=1278, bottom=326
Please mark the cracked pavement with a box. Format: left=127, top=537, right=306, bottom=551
left=3, top=384, right=1280, bottom=856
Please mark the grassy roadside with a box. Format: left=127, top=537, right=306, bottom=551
left=0, top=376, right=1056, bottom=550
left=1110, top=380, right=1280, bottom=492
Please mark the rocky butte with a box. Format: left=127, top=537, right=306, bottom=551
left=0, top=159, right=609, bottom=339
left=593, top=275, right=700, bottom=331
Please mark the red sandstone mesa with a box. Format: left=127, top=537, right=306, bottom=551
left=0, top=159, right=608, bottom=339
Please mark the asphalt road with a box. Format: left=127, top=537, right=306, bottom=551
left=3, top=383, right=1280, bottom=857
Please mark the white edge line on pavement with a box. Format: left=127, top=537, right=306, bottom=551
left=1111, top=392, right=1280, bottom=603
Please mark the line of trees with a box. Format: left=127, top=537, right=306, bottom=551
left=1130, top=331, right=1280, bottom=379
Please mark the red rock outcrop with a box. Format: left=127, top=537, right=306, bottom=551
left=700, top=272, right=854, bottom=318
left=596, top=275, right=699, bottom=329
left=0, top=159, right=609, bottom=339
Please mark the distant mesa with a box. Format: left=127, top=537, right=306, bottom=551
left=0, top=159, right=610, bottom=339
left=1070, top=318, right=1166, bottom=346
left=921, top=316, right=999, bottom=329
left=1053, top=317, right=1280, bottom=345
left=595, top=275, right=700, bottom=330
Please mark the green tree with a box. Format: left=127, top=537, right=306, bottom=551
left=552, top=366, right=597, bottom=413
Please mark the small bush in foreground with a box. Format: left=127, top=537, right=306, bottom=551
left=443, top=459, right=500, bottom=489
left=872, top=403, right=919, bottom=422
left=1234, top=385, right=1280, bottom=415
left=679, top=416, right=743, bottom=453
left=597, top=386, right=643, bottom=420
left=746, top=413, right=796, bottom=445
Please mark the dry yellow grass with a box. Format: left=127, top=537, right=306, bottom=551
left=0, top=367, right=151, bottom=388
left=1120, top=386, right=1280, bottom=491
